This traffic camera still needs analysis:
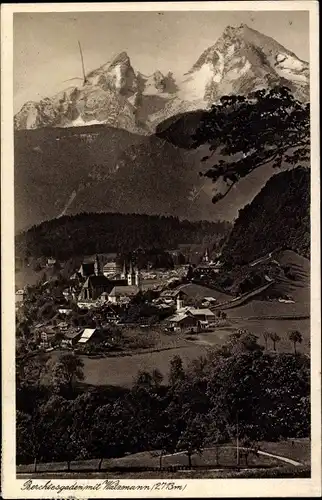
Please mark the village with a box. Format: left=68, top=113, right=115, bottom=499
left=15, top=248, right=230, bottom=356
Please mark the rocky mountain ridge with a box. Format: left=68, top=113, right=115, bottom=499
left=15, top=24, right=309, bottom=131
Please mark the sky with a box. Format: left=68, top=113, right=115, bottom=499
left=14, top=10, right=309, bottom=112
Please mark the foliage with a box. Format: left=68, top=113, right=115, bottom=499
left=169, top=355, right=185, bottom=386
left=219, top=167, right=310, bottom=268
left=288, top=330, right=303, bottom=354
left=263, top=331, right=270, bottom=349
left=176, top=414, right=207, bottom=467
left=16, top=212, right=230, bottom=261
left=48, top=353, right=84, bottom=394
left=133, top=369, right=164, bottom=390
left=269, top=332, right=281, bottom=352
left=193, top=87, right=309, bottom=204
left=16, top=334, right=310, bottom=465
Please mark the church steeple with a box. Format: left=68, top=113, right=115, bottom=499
left=127, top=261, right=136, bottom=286
left=203, top=248, right=210, bottom=263
left=121, top=260, right=127, bottom=279
left=135, top=267, right=141, bottom=288
left=94, top=254, right=101, bottom=276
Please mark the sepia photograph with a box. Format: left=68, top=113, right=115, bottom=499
left=1, top=1, right=320, bottom=497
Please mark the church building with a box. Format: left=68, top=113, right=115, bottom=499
left=78, top=256, right=141, bottom=303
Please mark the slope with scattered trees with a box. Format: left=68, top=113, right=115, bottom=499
left=220, top=167, right=310, bottom=267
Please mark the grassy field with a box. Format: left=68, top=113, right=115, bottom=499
left=47, top=340, right=208, bottom=387
left=226, top=299, right=309, bottom=319
left=79, top=344, right=208, bottom=387
left=44, top=310, right=309, bottom=388
left=257, top=438, right=310, bottom=465
left=193, top=317, right=310, bottom=354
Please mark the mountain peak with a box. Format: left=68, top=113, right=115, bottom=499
left=222, top=23, right=249, bottom=33
left=109, top=51, right=131, bottom=68
left=179, top=23, right=309, bottom=105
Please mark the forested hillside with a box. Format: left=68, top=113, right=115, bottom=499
left=15, top=212, right=230, bottom=261
left=221, top=167, right=310, bottom=267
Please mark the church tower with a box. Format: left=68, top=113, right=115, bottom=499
left=203, top=248, right=210, bottom=263
left=127, top=261, right=136, bottom=286
left=176, top=293, right=184, bottom=311
left=135, top=267, right=141, bottom=288
left=94, top=254, right=101, bottom=276
left=121, top=260, right=127, bottom=280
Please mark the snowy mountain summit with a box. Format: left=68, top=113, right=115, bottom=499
left=14, top=24, right=309, bottom=131
left=180, top=24, right=309, bottom=102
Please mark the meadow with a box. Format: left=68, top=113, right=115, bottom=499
left=17, top=438, right=310, bottom=478
left=75, top=344, right=207, bottom=387
left=194, top=317, right=310, bottom=354
left=44, top=311, right=309, bottom=388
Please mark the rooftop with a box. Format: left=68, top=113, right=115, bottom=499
left=184, top=307, right=215, bottom=317
left=109, top=285, right=139, bottom=297
left=167, top=312, right=197, bottom=323
left=83, top=275, right=111, bottom=288
left=78, top=328, right=97, bottom=343
left=79, top=263, right=95, bottom=275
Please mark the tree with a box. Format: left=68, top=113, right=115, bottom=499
left=169, top=355, right=185, bottom=386
left=239, top=437, right=259, bottom=465
left=263, top=331, right=270, bottom=350
left=269, top=332, right=281, bottom=352
left=176, top=414, right=207, bottom=468
left=192, top=87, right=309, bottom=204
left=222, top=331, right=263, bottom=356
left=16, top=355, right=48, bottom=390
left=151, top=427, right=177, bottom=470
left=49, top=353, right=84, bottom=393
left=288, top=330, right=303, bottom=354
left=133, top=369, right=163, bottom=391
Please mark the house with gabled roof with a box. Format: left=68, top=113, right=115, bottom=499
left=108, top=285, right=139, bottom=304
left=78, top=328, right=98, bottom=344
left=165, top=311, right=200, bottom=332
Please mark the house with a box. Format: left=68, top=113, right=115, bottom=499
left=61, top=330, right=82, bottom=347
left=38, top=331, right=56, bottom=349
left=103, top=306, right=119, bottom=323
left=78, top=328, right=99, bottom=344
left=77, top=300, right=100, bottom=310
left=46, top=257, right=57, bottom=267
left=166, top=312, right=200, bottom=332
left=57, top=321, right=69, bottom=331
left=15, top=289, right=25, bottom=304
left=184, top=307, right=215, bottom=322
left=103, top=261, right=121, bottom=278
left=196, top=263, right=213, bottom=275
left=58, top=306, right=72, bottom=315
left=108, top=285, right=139, bottom=304
left=202, top=297, right=217, bottom=304
left=62, top=288, right=72, bottom=300
left=160, top=289, right=187, bottom=303
left=99, top=291, right=109, bottom=303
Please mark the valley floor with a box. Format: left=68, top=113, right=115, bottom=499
left=41, top=313, right=309, bottom=388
